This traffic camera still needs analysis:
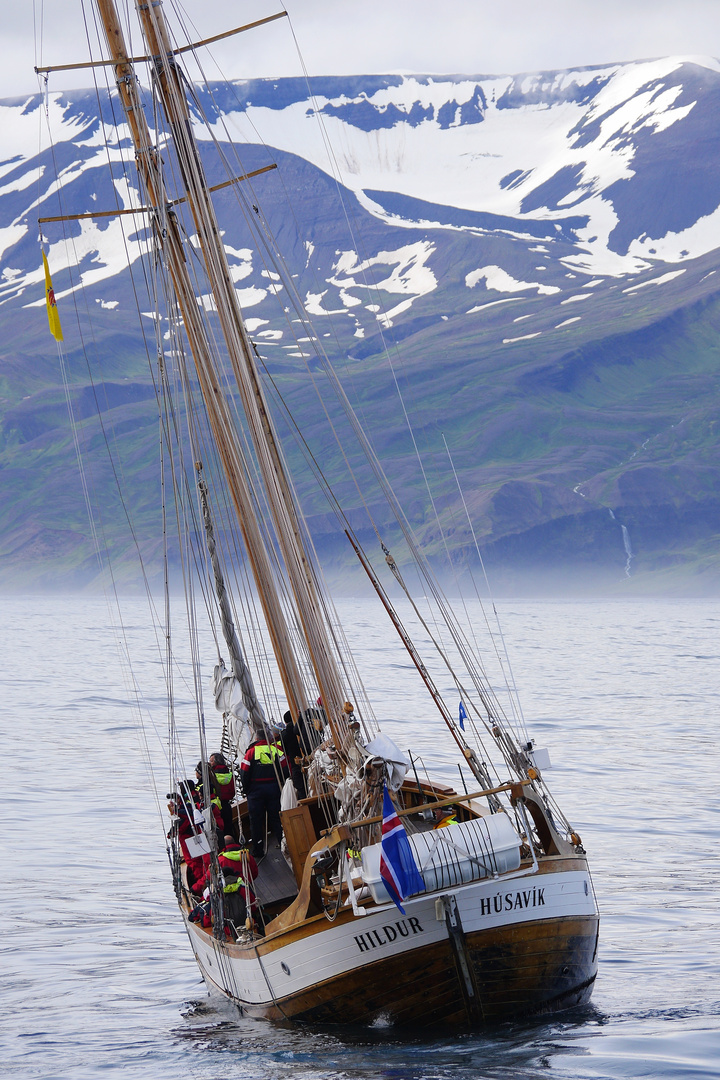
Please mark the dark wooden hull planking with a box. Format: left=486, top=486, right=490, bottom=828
left=192, top=909, right=598, bottom=1028
left=253, top=917, right=597, bottom=1027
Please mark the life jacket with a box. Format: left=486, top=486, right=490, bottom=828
left=253, top=743, right=283, bottom=766
left=220, top=847, right=257, bottom=906
left=241, top=740, right=286, bottom=785
left=434, top=814, right=458, bottom=830
left=212, top=768, right=235, bottom=801
left=219, top=847, right=253, bottom=878
left=224, top=878, right=247, bottom=894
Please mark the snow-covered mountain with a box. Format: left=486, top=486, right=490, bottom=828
left=4, top=57, right=720, bottom=318
left=207, top=57, right=720, bottom=273
left=2, top=58, right=720, bottom=591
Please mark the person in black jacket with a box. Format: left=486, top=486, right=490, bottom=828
left=296, top=706, right=323, bottom=758
left=281, top=711, right=307, bottom=799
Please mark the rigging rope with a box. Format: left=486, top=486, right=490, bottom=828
left=35, top=0, right=573, bottom=850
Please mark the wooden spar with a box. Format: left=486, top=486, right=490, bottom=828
left=35, top=11, right=288, bottom=75
left=329, top=779, right=532, bottom=831
left=37, top=165, right=277, bottom=225
left=203, top=164, right=277, bottom=196
left=171, top=11, right=288, bottom=54
left=38, top=206, right=151, bottom=225
left=94, top=0, right=306, bottom=723
left=346, top=530, right=493, bottom=785
left=132, top=0, right=350, bottom=750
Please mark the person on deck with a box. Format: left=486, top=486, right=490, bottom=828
left=193, top=835, right=259, bottom=928
left=239, top=735, right=289, bottom=858
left=221, top=836, right=258, bottom=931
left=195, top=760, right=229, bottom=842
left=295, top=706, right=323, bottom=759
left=433, top=805, right=459, bottom=829
left=208, top=752, right=237, bottom=839
left=168, top=782, right=209, bottom=890
left=194, top=760, right=209, bottom=802
left=281, top=710, right=307, bottom=799
left=189, top=837, right=261, bottom=936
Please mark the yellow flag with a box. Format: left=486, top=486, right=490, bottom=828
left=42, top=250, right=63, bottom=342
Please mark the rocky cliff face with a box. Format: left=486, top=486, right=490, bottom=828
left=1, top=58, right=720, bottom=592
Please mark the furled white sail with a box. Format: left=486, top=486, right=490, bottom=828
left=364, top=733, right=410, bottom=790
left=212, top=660, right=252, bottom=754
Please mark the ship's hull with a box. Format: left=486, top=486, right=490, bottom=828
left=183, top=856, right=598, bottom=1027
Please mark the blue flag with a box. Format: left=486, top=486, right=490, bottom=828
left=458, top=701, right=468, bottom=730
left=379, top=784, right=425, bottom=914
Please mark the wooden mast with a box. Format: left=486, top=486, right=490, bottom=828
left=94, top=0, right=306, bottom=723
left=95, top=0, right=350, bottom=747
left=128, top=0, right=350, bottom=749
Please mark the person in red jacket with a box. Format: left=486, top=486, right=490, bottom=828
left=167, top=782, right=209, bottom=890
left=209, top=752, right=237, bottom=839
left=239, top=736, right=289, bottom=857
left=193, top=836, right=259, bottom=930
left=195, top=760, right=230, bottom=841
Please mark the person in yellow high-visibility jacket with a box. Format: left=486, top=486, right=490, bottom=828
left=433, top=805, right=458, bottom=830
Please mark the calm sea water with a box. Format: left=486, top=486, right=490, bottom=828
left=2, top=595, right=720, bottom=1079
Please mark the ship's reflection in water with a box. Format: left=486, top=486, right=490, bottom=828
left=174, top=998, right=714, bottom=1079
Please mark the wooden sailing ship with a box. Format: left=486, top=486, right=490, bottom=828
left=38, top=0, right=599, bottom=1026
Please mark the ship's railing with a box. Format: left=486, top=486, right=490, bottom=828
left=327, top=778, right=533, bottom=835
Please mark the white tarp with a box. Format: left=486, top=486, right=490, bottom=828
left=361, top=814, right=522, bottom=903
left=280, top=777, right=298, bottom=811
left=363, top=732, right=411, bottom=791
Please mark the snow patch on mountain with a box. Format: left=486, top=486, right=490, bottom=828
left=23, top=176, right=148, bottom=306
left=577, top=55, right=711, bottom=124
left=561, top=293, right=593, bottom=304
left=200, top=284, right=268, bottom=312
left=305, top=289, right=347, bottom=316
left=467, top=297, right=522, bottom=314
left=0, top=96, right=92, bottom=174
left=622, top=269, right=686, bottom=293
left=203, top=57, right=720, bottom=277
left=503, top=331, right=542, bottom=344
left=328, top=241, right=437, bottom=325
left=201, top=57, right=720, bottom=278
left=0, top=166, right=40, bottom=196
left=627, top=203, right=720, bottom=264
left=466, top=265, right=560, bottom=296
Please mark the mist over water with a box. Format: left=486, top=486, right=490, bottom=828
left=2, top=595, right=719, bottom=1078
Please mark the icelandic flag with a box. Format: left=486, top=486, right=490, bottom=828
left=379, top=784, right=425, bottom=914
left=458, top=701, right=468, bottom=731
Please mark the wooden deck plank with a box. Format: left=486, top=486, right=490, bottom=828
left=253, top=839, right=298, bottom=906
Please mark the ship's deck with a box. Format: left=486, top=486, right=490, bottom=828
left=253, top=838, right=298, bottom=907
